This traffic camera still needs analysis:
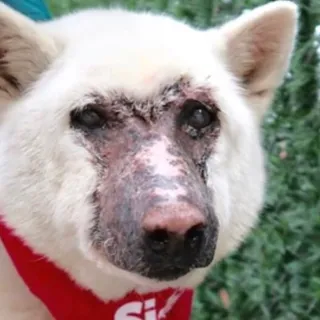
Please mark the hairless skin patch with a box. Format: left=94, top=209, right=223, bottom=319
left=71, top=77, right=221, bottom=280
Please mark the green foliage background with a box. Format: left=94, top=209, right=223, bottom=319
left=48, top=0, right=320, bottom=319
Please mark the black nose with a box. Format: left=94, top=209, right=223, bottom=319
left=141, top=202, right=213, bottom=280
left=143, top=224, right=211, bottom=280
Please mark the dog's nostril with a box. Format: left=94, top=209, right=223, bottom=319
left=145, top=224, right=206, bottom=255
left=142, top=203, right=208, bottom=259
left=185, top=224, right=205, bottom=250
left=146, top=229, right=170, bottom=253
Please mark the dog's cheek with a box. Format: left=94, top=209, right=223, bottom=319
left=50, top=136, right=100, bottom=252
left=205, top=135, right=232, bottom=262
left=207, top=163, right=231, bottom=228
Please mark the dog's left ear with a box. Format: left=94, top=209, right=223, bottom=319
left=217, top=1, right=298, bottom=118
left=0, top=3, right=58, bottom=106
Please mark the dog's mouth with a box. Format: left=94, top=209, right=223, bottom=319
left=141, top=265, right=196, bottom=281
left=89, top=230, right=217, bottom=283
left=91, top=244, right=200, bottom=282
left=84, top=225, right=218, bottom=290
left=89, top=209, right=218, bottom=282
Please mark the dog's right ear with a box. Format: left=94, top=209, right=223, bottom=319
left=0, top=3, right=58, bottom=105
left=215, top=1, right=298, bottom=119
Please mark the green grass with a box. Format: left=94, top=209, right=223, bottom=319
left=48, top=0, right=320, bottom=318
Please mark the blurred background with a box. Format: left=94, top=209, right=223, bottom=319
left=39, top=0, right=320, bottom=318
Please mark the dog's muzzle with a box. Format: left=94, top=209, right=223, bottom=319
left=92, top=136, right=219, bottom=280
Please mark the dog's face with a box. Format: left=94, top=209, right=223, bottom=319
left=82, top=78, right=221, bottom=281
left=0, top=2, right=297, bottom=289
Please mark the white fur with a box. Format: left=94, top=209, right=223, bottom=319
left=0, top=1, right=297, bottom=318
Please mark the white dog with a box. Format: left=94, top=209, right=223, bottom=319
left=0, top=1, right=298, bottom=319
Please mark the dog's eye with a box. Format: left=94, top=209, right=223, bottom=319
left=70, top=107, right=106, bottom=130
left=187, top=107, right=212, bottom=129
left=180, top=99, right=214, bottom=130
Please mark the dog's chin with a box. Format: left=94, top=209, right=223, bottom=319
left=85, top=244, right=209, bottom=290
left=102, top=263, right=210, bottom=292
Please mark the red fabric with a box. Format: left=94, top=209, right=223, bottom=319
left=0, top=219, right=193, bottom=319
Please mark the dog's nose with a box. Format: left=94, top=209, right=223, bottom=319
left=142, top=202, right=206, bottom=257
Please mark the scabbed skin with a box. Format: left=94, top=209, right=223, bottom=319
left=84, top=80, right=220, bottom=280
left=0, top=1, right=297, bottom=319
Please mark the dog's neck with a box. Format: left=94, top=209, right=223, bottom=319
left=0, top=218, right=140, bottom=301
left=0, top=218, right=194, bottom=319
left=0, top=210, right=204, bottom=302
left=0, top=215, right=204, bottom=298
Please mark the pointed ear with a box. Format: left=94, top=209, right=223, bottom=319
left=0, top=3, right=58, bottom=104
left=218, top=1, right=298, bottom=118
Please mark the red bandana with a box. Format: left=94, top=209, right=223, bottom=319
left=0, top=219, right=193, bottom=319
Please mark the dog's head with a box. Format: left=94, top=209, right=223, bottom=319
left=0, top=2, right=297, bottom=289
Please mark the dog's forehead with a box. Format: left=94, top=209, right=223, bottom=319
left=64, top=41, right=212, bottom=94
left=41, top=10, right=232, bottom=115
left=56, top=41, right=224, bottom=108
left=48, top=10, right=225, bottom=98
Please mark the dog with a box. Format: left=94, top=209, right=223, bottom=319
left=0, top=1, right=298, bottom=319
